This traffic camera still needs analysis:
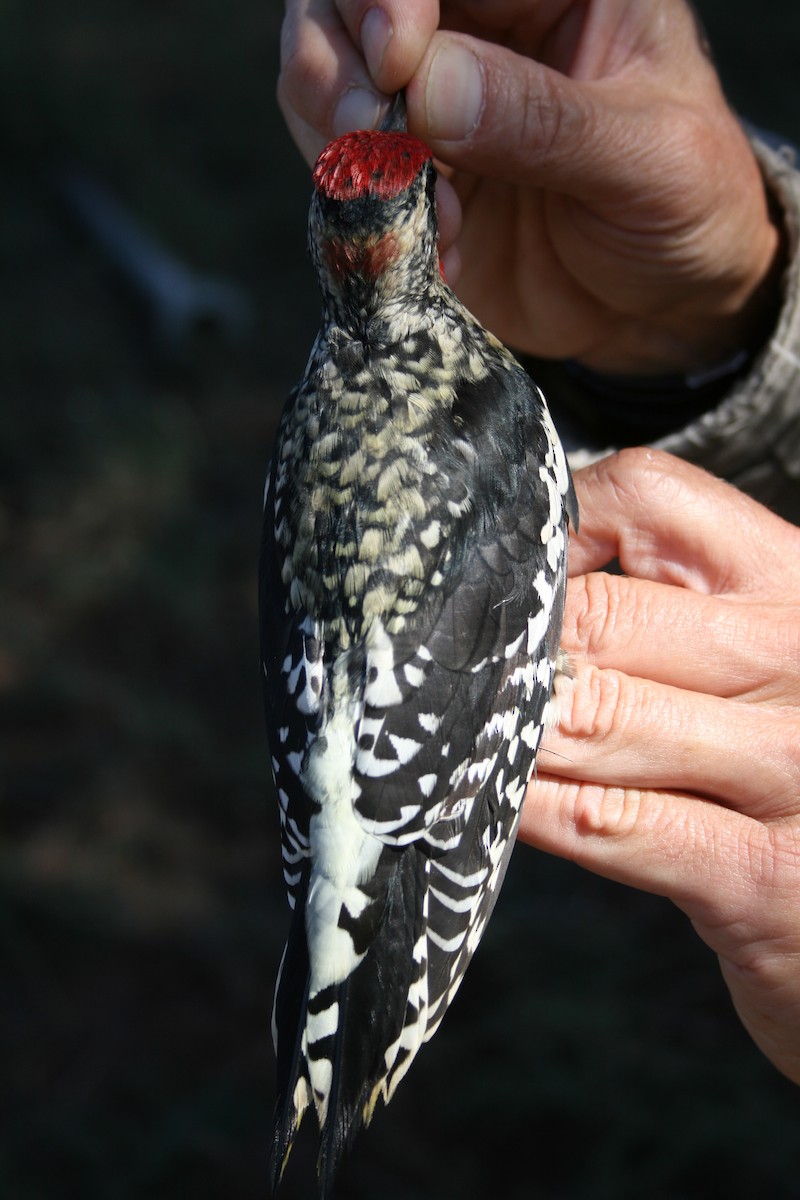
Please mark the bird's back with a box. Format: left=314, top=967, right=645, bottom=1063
left=260, top=121, right=576, bottom=1196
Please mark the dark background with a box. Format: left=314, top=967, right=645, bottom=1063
left=2, top=3, right=799, bottom=1198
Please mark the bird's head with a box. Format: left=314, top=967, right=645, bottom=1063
left=308, top=127, right=440, bottom=325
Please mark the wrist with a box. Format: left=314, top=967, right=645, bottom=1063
left=578, top=134, right=788, bottom=379
left=556, top=200, right=787, bottom=442
left=528, top=242, right=784, bottom=446
left=581, top=229, right=783, bottom=378
left=654, top=218, right=784, bottom=373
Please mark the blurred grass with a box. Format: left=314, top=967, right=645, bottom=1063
left=1, top=2, right=799, bottom=1198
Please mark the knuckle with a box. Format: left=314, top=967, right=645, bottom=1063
left=573, top=784, right=643, bottom=840
left=608, top=446, right=678, bottom=507
left=278, top=8, right=354, bottom=131
left=564, top=664, right=632, bottom=743
left=741, top=824, right=781, bottom=893
left=772, top=610, right=800, bottom=686
left=612, top=445, right=664, bottom=478
left=757, top=711, right=800, bottom=818
left=518, top=70, right=564, bottom=161
left=479, top=56, right=593, bottom=175
left=516, top=68, right=588, bottom=169
left=277, top=21, right=312, bottom=113
left=721, top=822, right=800, bottom=987
left=565, top=571, right=628, bottom=657
left=723, top=827, right=800, bottom=981
left=761, top=825, right=800, bottom=892
left=783, top=712, right=800, bottom=774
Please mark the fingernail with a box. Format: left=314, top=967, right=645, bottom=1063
left=361, top=7, right=393, bottom=82
left=333, top=87, right=383, bottom=136
left=426, top=40, right=484, bottom=141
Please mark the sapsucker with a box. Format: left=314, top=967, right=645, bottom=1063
left=261, top=98, right=577, bottom=1195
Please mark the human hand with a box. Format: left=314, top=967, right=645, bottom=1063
left=278, top=1, right=781, bottom=373
left=520, top=448, right=800, bottom=1085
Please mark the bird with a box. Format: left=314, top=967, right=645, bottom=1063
left=260, top=94, right=577, bottom=1195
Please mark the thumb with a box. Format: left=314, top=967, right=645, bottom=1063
left=407, top=29, right=705, bottom=208
left=407, top=31, right=666, bottom=204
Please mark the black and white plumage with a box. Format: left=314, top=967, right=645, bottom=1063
left=261, top=109, right=577, bottom=1195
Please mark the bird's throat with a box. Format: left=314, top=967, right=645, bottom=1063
left=322, top=232, right=400, bottom=284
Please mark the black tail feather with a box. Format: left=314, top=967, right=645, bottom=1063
left=316, top=847, right=428, bottom=1195
left=272, top=847, right=429, bottom=1195
left=271, top=877, right=312, bottom=1192
left=317, top=978, right=349, bottom=1200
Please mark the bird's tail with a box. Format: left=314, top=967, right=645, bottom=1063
left=271, top=846, right=429, bottom=1196
left=271, top=887, right=312, bottom=1192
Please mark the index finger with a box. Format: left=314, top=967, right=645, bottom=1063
left=567, top=448, right=800, bottom=596
left=279, top=0, right=382, bottom=162
left=334, top=0, right=441, bottom=92
left=279, top=0, right=442, bottom=163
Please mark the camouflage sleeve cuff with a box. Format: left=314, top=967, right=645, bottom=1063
left=655, top=133, right=800, bottom=522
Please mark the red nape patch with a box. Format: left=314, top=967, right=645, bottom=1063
left=313, top=130, right=432, bottom=201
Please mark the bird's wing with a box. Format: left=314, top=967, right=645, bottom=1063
left=259, top=434, right=318, bottom=913
left=345, top=363, right=573, bottom=1091
left=350, top=364, right=570, bottom=846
